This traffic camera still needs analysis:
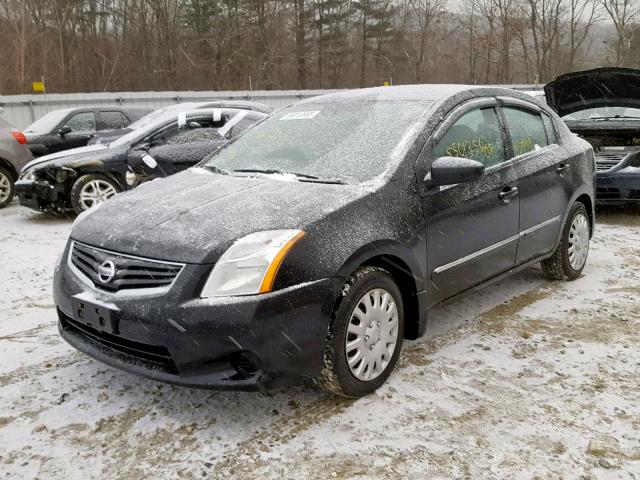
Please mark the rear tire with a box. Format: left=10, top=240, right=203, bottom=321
left=0, top=166, right=15, bottom=208
left=541, top=202, right=590, bottom=280
left=315, top=266, right=404, bottom=398
left=70, top=174, right=120, bottom=214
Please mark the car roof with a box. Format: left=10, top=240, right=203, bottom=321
left=300, top=84, right=543, bottom=105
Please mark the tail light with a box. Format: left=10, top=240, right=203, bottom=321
left=10, top=130, right=27, bottom=145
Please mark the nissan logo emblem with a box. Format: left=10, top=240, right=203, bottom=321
left=97, top=260, right=116, bottom=284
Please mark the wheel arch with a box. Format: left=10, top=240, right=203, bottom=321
left=0, top=157, right=18, bottom=180
left=575, top=193, right=594, bottom=237
left=335, top=242, right=427, bottom=340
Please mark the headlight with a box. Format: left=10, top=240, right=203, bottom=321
left=201, top=229, right=305, bottom=297
left=19, top=168, right=35, bottom=181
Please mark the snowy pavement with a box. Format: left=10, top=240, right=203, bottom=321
left=1, top=201, right=639, bottom=479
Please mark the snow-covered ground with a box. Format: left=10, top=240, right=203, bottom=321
left=1, top=201, right=639, bottom=479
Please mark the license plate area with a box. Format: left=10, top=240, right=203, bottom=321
left=72, top=297, right=120, bottom=334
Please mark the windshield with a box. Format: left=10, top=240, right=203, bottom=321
left=24, top=110, right=70, bottom=134
left=205, top=101, right=428, bottom=183
left=563, top=106, right=640, bottom=120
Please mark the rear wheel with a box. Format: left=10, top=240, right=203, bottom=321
left=0, top=166, right=14, bottom=208
left=316, top=266, right=404, bottom=398
left=70, top=174, right=120, bottom=214
left=541, top=202, right=590, bottom=280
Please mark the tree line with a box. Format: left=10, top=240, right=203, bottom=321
left=0, top=0, right=638, bottom=95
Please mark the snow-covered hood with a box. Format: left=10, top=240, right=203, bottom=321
left=71, top=168, right=367, bottom=264
left=22, top=144, right=110, bottom=171
left=545, top=67, right=640, bottom=117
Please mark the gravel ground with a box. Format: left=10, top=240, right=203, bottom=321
left=1, top=201, right=639, bottom=479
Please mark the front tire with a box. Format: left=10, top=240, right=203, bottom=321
left=0, top=166, right=15, bottom=208
left=541, top=202, right=590, bottom=280
left=316, top=266, right=404, bottom=398
left=70, top=174, right=120, bottom=214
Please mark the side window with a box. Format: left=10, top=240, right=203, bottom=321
left=434, top=107, right=506, bottom=168
left=63, top=112, right=96, bottom=133
left=502, top=107, right=549, bottom=156
left=101, top=111, right=128, bottom=129
left=166, top=127, right=223, bottom=145
left=151, top=119, right=223, bottom=146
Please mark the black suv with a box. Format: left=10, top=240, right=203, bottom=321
left=23, top=106, right=152, bottom=157
left=54, top=86, right=595, bottom=397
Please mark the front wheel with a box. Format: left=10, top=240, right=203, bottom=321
left=316, top=266, right=404, bottom=398
left=541, top=202, right=590, bottom=280
left=0, top=166, right=15, bottom=208
left=70, top=174, right=120, bottom=214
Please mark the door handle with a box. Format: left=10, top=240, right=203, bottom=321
left=556, top=163, right=568, bottom=173
left=499, top=186, right=519, bottom=203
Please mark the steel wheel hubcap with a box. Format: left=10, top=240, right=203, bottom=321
left=345, top=288, right=399, bottom=382
left=80, top=180, right=117, bottom=210
left=568, top=213, right=589, bottom=270
left=0, top=172, right=10, bottom=202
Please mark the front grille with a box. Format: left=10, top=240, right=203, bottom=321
left=70, top=241, right=184, bottom=292
left=59, top=310, right=178, bottom=373
left=595, top=152, right=627, bottom=171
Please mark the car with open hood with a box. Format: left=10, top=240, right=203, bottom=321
left=54, top=85, right=595, bottom=397
left=545, top=67, right=640, bottom=205
left=23, top=106, right=152, bottom=157
left=16, top=107, right=267, bottom=213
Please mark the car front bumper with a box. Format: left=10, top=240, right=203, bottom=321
left=15, top=179, right=59, bottom=211
left=596, top=170, right=640, bottom=205
left=54, top=243, right=341, bottom=390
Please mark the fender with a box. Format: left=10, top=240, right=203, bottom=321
left=335, top=239, right=429, bottom=339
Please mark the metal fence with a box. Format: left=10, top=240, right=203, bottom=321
left=0, top=85, right=543, bottom=129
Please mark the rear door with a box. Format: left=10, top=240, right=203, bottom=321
left=98, top=111, right=130, bottom=131
left=497, top=98, right=571, bottom=263
left=419, top=98, right=520, bottom=305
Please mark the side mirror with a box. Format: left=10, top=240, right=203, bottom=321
left=426, top=156, right=485, bottom=187
left=58, top=125, right=72, bottom=136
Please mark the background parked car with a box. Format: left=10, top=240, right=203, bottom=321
left=0, top=115, right=33, bottom=208
left=545, top=67, right=640, bottom=205
left=16, top=107, right=267, bottom=213
left=23, top=106, right=152, bottom=157
left=88, top=100, right=274, bottom=146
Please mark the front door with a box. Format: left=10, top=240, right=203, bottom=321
left=420, top=100, right=520, bottom=306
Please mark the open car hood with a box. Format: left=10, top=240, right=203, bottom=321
left=544, top=67, right=640, bottom=117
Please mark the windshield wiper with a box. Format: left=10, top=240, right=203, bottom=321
left=202, top=165, right=229, bottom=175
left=232, top=168, right=346, bottom=184
left=577, top=116, right=640, bottom=121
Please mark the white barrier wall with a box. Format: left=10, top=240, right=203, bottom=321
left=0, top=86, right=543, bottom=129
left=0, top=90, right=340, bottom=129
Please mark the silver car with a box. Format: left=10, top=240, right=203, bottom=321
left=0, top=115, right=33, bottom=207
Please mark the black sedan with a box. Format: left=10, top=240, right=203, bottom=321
left=54, top=85, right=595, bottom=397
left=545, top=67, right=640, bottom=205
left=16, top=107, right=267, bottom=213
left=23, top=106, right=151, bottom=157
